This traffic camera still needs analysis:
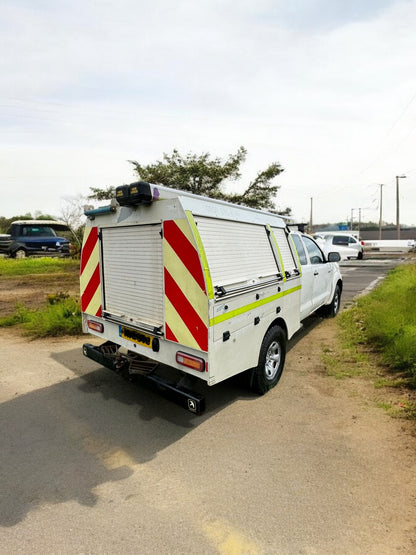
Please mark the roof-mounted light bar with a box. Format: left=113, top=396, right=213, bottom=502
left=115, top=181, right=160, bottom=207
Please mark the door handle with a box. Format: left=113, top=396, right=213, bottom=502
left=314, top=271, right=319, bottom=276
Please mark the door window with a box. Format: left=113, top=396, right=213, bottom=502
left=291, top=234, right=308, bottom=266
left=303, top=236, right=324, bottom=264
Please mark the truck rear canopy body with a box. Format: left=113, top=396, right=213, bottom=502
left=80, top=185, right=302, bottom=389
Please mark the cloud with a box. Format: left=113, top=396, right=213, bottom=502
left=1, top=0, right=416, bottom=225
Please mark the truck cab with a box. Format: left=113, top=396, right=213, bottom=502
left=290, top=232, right=342, bottom=320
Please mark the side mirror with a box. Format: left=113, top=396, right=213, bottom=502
left=327, top=252, right=341, bottom=262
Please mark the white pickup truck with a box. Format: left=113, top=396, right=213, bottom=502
left=81, top=183, right=342, bottom=413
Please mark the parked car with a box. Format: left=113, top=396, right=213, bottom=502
left=313, top=233, right=363, bottom=260
left=0, top=220, right=71, bottom=258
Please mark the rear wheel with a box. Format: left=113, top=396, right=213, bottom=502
left=251, top=326, right=287, bottom=395
left=14, top=248, right=27, bottom=259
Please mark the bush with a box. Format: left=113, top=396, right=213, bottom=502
left=22, top=296, right=82, bottom=337
left=0, top=295, right=82, bottom=337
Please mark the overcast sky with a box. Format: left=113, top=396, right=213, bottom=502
left=2, top=0, right=416, bottom=226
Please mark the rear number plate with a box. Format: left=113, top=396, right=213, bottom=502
left=120, top=326, right=152, bottom=348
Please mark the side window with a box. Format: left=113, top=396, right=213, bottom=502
left=303, top=236, right=324, bottom=265
left=291, top=234, right=308, bottom=266
left=333, top=235, right=348, bottom=246
left=348, top=236, right=357, bottom=244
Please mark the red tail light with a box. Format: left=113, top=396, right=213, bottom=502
left=88, top=320, right=104, bottom=333
left=176, top=351, right=205, bottom=372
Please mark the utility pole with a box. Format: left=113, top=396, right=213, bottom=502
left=350, top=208, right=354, bottom=230
left=396, top=175, right=406, bottom=239
left=378, top=184, right=383, bottom=240
left=358, top=208, right=361, bottom=237
left=309, top=197, right=313, bottom=232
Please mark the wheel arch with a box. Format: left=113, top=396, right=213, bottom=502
left=12, top=245, right=28, bottom=258
left=265, top=317, right=288, bottom=340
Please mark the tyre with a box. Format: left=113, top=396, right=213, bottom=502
left=357, top=251, right=363, bottom=260
left=14, top=248, right=27, bottom=259
left=251, top=326, right=287, bottom=395
left=325, top=284, right=341, bottom=318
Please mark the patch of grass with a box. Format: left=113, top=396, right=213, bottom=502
left=375, top=401, right=392, bottom=412
left=375, top=398, right=416, bottom=419
left=0, top=257, right=79, bottom=276
left=0, top=294, right=82, bottom=337
left=395, top=401, right=416, bottom=419
left=374, top=376, right=415, bottom=389
left=321, top=340, right=374, bottom=380
left=340, top=264, right=416, bottom=386
left=324, top=263, right=416, bottom=419
left=0, top=303, right=31, bottom=327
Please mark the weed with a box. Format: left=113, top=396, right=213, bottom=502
left=47, top=291, right=70, bottom=304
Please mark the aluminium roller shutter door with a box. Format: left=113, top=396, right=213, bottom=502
left=101, top=225, right=164, bottom=327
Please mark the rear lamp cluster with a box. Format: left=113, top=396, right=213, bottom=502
left=88, top=320, right=104, bottom=333
left=176, top=351, right=206, bottom=373
left=115, top=181, right=159, bottom=207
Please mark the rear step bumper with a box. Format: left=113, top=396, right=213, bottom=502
left=82, top=342, right=205, bottom=415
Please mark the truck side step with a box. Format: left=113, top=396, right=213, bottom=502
left=82, top=343, right=205, bottom=415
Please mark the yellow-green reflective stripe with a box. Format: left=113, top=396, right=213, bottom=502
left=288, top=233, right=302, bottom=277
left=267, top=224, right=286, bottom=282
left=185, top=210, right=214, bottom=300
left=210, top=284, right=301, bottom=326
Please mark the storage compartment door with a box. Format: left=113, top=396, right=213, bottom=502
left=194, top=217, right=279, bottom=289
left=271, top=227, right=298, bottom=275
left=101, top=225, right=164, bottom=329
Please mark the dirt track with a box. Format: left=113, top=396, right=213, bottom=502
left=0, top=271, right=79, bottom=316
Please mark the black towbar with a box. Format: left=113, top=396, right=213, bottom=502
left=82, top=343, right=205, bottom=415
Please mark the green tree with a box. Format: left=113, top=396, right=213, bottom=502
left=0, top=213, right=57, bottom=233
left=89, top=147, right=288, bottom=212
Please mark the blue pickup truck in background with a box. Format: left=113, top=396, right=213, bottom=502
left=0, top=220, right=71, bottom=258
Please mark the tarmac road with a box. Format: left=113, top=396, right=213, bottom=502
left=339, top=257, right=403, bottom=307
left=0, top=257, right=415, bottom=554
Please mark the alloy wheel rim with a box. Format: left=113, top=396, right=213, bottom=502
left=265, top=340, right=281, bottom=380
